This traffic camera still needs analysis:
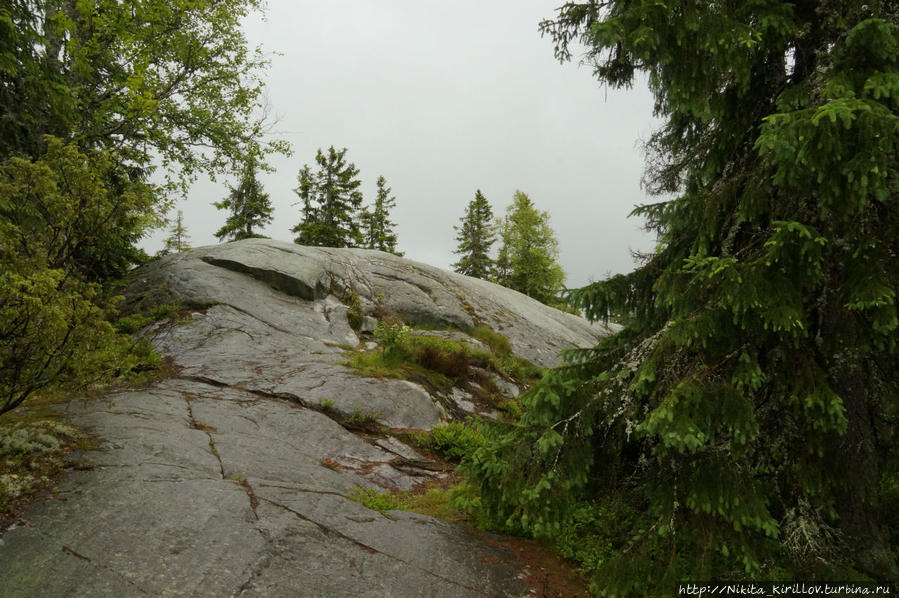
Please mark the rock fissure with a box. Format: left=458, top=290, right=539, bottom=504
left=236, top=479, right=260, bottom=521
left=372, top=271, right=437, bottom=301
left=173, top=375, right=423, bottom=472
left=185, top=396, right=225, bottom=480
left=50, top=537, right=153, bottom=597
left=234, top=550, right=273, bottom=598
left=217, top=302, right=298, bottom=336
left=254, top=495, right=489, bottom=595
left=59, top=545, right=155, bottom=596
left=254, top=482, right=351, bottom=498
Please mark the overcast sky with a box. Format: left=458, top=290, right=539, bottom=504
left=143, top=0, right=661, bottom=288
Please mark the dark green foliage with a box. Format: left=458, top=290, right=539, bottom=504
left=495, top=191, right=566, bottom=305
left=452, top=189, right=496, bottom=279
left=427, top=422, right=486, bottom=462
left=214, top=160, right=273, bottom=242
left=292, top=147, right=364, bottom=248
left=463, top=2, right=899, bottom=593
left=0, top=1, right=280, bottom=415
left=361, top=175, right=402, bottom=255
left=114, top=300, right=213, bottom=335
left=0, top=141, right=154, bottom=416
left=1, top=0, right=283, bottom=179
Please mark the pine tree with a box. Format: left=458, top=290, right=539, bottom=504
left=494, top=191, right=565, bottom=304
left=361, top=175, right=402, bottom=255
left=292, top=147, right=364, bottom=248
left=451, top=189, right=495, bottom=279
left=159, top=210, right=192, bottom=255
left=213, top=161, right=273, bottom=242
left=462, top=3, right=899, bottom=592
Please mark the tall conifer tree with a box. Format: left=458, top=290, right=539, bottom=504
left=452, top=189, right=496, bottom=279
left=361, top=176, right=402, bottom=255
left=494, top=191, right=565, bottom=304
left=213, top=160, right=273, bottom=241
left=292, top=147, right=364, bottom=248
left=159, top=210, right=192, bottom=255
left=463, top=2, right=899, bottom=591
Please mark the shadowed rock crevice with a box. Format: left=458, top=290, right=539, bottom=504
left=201, top=256, right=326, bottom=301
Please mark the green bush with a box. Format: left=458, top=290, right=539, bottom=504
left=373, top=321, right=413, bottom=354
left=428, top=421, right=485, bottom=461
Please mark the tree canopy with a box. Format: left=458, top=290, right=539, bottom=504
left=462, top=1, right=899, bottom=592
left=214, top=160, right=273, bottom=242
left=2, top=0, right=284, bottom=178
left=0, top=140, right=146, bottom=415
left=1, top=0, right=281, bottom=414
left=494, top=191, right=565, bottom=305
left=292, top=146, right=364, bottom=248
left=452, top=189, right=496, bottom=280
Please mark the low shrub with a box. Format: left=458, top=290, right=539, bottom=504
left=415, top=345, right=473, bottom=380
left=428, top=421, right=485, bottom=461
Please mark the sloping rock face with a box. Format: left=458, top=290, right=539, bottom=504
left=125, top=239, right=611, bottom=428
left=0, top=240, right=613, bottom=597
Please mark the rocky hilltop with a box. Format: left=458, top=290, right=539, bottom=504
left=1, top=239, right=612, bottom=597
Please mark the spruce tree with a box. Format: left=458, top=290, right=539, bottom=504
left=292, top=147, right=364, bottom=248
left=213, top=161, right=273, bottom=242
left=361, top=175, right=402, bottom=255
left=494, top=191, right=565, bottom=304
left=159, top=210, right=192, bottom=255
left=463, top=2, right=899, bottom=591
left=451, top=189, right=496, bottom=279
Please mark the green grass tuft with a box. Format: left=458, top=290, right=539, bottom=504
left=468, top=325, right=513, bottom=356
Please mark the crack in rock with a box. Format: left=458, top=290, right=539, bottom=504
left=255, top=497, right=488, bottom=595
left=31, top=529, right=153, bottom=597
left=59, top=545, right=154, bottom=596
left=235, top=479, right=260, bottom=521
left=185, top=396, right=225, bottom=480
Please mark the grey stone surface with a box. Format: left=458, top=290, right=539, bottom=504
left=127, top=239, right=613, bottom=370
left=124, top=239, right=613, bottom=430
left=1, top=240, right=613, bottom=596
left=0, top=380, right=528, bottom=597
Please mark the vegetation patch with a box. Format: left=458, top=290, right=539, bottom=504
left=115, top=299, right=216, bottom=335
left=344, top=407, right=383, bottom=433
left=420, top=422, right=486, bottom=462
left=350, top=477, right=468, bottom=525
left=344, top=290, right=364, bottom=331
left=467, top=325, right=512, bottom=356
left=0, top=418, right=91, bottom=529
left=343, top=321, right=542, bottom=412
